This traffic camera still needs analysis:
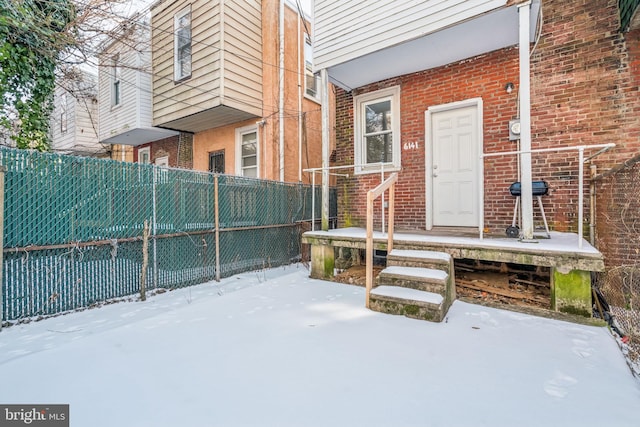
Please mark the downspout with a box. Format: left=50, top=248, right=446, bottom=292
left=279, top=0, right=285, bottom=182
left=320, top=68, right=330, bottom=231
left=297, top=13, right=303, bottom=182
left=518, top=1, right=534, bottom=240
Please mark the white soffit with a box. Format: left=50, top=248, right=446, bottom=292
left=328, top=3, right=540, bottom=91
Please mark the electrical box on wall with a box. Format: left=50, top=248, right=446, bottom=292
left=509, top=120, right=521, bottom=141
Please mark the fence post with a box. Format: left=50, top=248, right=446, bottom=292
left=140, top=220, right=149, bottom=301
left=152, top=166, right=158, bottom=288
left=0, top=166, right=4, bottom=330
left=214, top=175, right=221, bottom=282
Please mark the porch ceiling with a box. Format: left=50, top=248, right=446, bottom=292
left=327, top=2, right=541, bottom=91
left=154, top=106, right=260, bottom=134
left=101, top=127, right=179, bottom=146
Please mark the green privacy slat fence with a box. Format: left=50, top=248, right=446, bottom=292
left=620, top=0, right=640, bottom=30
left=0, top=147, right=336, bottom=321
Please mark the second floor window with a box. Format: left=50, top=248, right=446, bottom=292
left=305, top=35, right=319, bottom=99
left=111, top=55, right=121, bottom=107
left=60, top=93, right=68, bottom=133
left=174, top=8, right=192, bottom=81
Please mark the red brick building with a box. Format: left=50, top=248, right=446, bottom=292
left=321, top=0, right=640, bottom=279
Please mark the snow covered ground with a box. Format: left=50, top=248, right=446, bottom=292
left=1, top=264, right=638, bottom=427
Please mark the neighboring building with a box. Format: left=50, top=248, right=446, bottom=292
left=97, top=12, right=181, bottom=165
left=49, top=69, right=106, bottom=157
left=150, top=0, right=330, bottom=181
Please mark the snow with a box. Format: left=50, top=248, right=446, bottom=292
left=390, top=248, right=452, bottom=262
left=382, top=265, right=449, bottom=281
left=308, top=227, right=601, bottom=255
left=1, top=265, right=638, bottom=427
left=370, top=285, right=444, bottom=305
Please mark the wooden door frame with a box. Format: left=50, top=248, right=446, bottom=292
left=424, top=97, right=484, bottom=230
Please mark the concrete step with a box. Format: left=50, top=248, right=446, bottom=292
left=387, top=249, right=452, bottom=272
left=376, top=265, right=448, bottom=295
left=369, top=285, right=446, bottom=322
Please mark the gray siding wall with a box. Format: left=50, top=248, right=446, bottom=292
left=98, top=22, right=150, bottom=142
left=314, top=0, right=506, bottom=70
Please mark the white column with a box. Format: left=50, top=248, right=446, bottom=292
left=518, top=1, right=534, bottom=240
left=321, top=69, right=330, bottom=231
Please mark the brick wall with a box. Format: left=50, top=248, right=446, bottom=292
left=335, top=0, right=640, bottom=239
left=133, top=133, right=193, bottom=168
left=595, top=25, right=640, bottom=270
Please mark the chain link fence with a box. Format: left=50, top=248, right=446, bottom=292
left=593, top=158, right=640, bottom=375
left=0, top=147, right=336, bottom=323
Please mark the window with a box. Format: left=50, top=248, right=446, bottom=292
left=354, top=86, right=401, bottom=173
left=111, top=54, right=121, bottom=107
left=138, top=147, right=151, bottom=164
left=60, top=93, right=68, bottom=133
left=304, top=35, right=320, bottom=99
left=155, top=156, right=169, bottom=167
left=174, top=8, right=192, bottom=81
left=236, top=126, right=258, bottom=178
left=209, top=150, right=225, bottom=173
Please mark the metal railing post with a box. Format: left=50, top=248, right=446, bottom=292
left=578, top=147, right=585, bottom=249
left=311, top=172, right=316, bottom=231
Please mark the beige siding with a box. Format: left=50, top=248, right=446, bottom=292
left=152, top=0, right=262, bottom=127
left=152, top=0, right=222, bottom=125
left=314, top=0, right=507, bottom=70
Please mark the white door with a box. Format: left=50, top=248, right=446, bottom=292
left=430, top=105, right=480, bottom=227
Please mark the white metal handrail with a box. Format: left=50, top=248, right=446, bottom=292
left=480, top=142, right=615, bottom=248
left=303, top=162, right=394, bottom=231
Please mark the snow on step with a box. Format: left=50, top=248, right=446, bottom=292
left=382, top=266, right=448, bottom=281
left=371, top=286, right=444, bottom=305
left=389, top=249, right=451, bottom=262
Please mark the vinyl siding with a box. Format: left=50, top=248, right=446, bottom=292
left=152, top=0, right=222, bottom=125
left=98, top=43, right=145, bottom=141
left=151, top=0, right=262, bottom=127
left=223, top=0, right=262, bottom=112
left=51, top=76, right=101, bottom=155
left=314, top=0, right=507, bottom=70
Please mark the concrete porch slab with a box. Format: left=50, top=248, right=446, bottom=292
left=301, top=227, right=604, bottom=272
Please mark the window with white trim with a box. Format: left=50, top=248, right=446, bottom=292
left=174, top=7, right=192, bottom=81
left=60, top=93, right=68, bottom=133
left=138, top=147, right=150, bottom=164
left=236, top=126, right=258, bottom=178
left=304, top=35, right=319, bottom=99
left=111, top=54, right=121, bottom=107
left=354, top=86, right=401, bottom=173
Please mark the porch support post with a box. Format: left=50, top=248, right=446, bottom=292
left=320, top=68, right=331, bottom=231
left=518, top=1, right=534, bottom=240
left=551, top=268, right=593, bottom=317
left=310, top=244, right=334, bottom=279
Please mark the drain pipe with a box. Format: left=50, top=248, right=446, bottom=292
left=279, top=0, right=285, bottom=182
left=297, top=13, right=303, bottom=182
